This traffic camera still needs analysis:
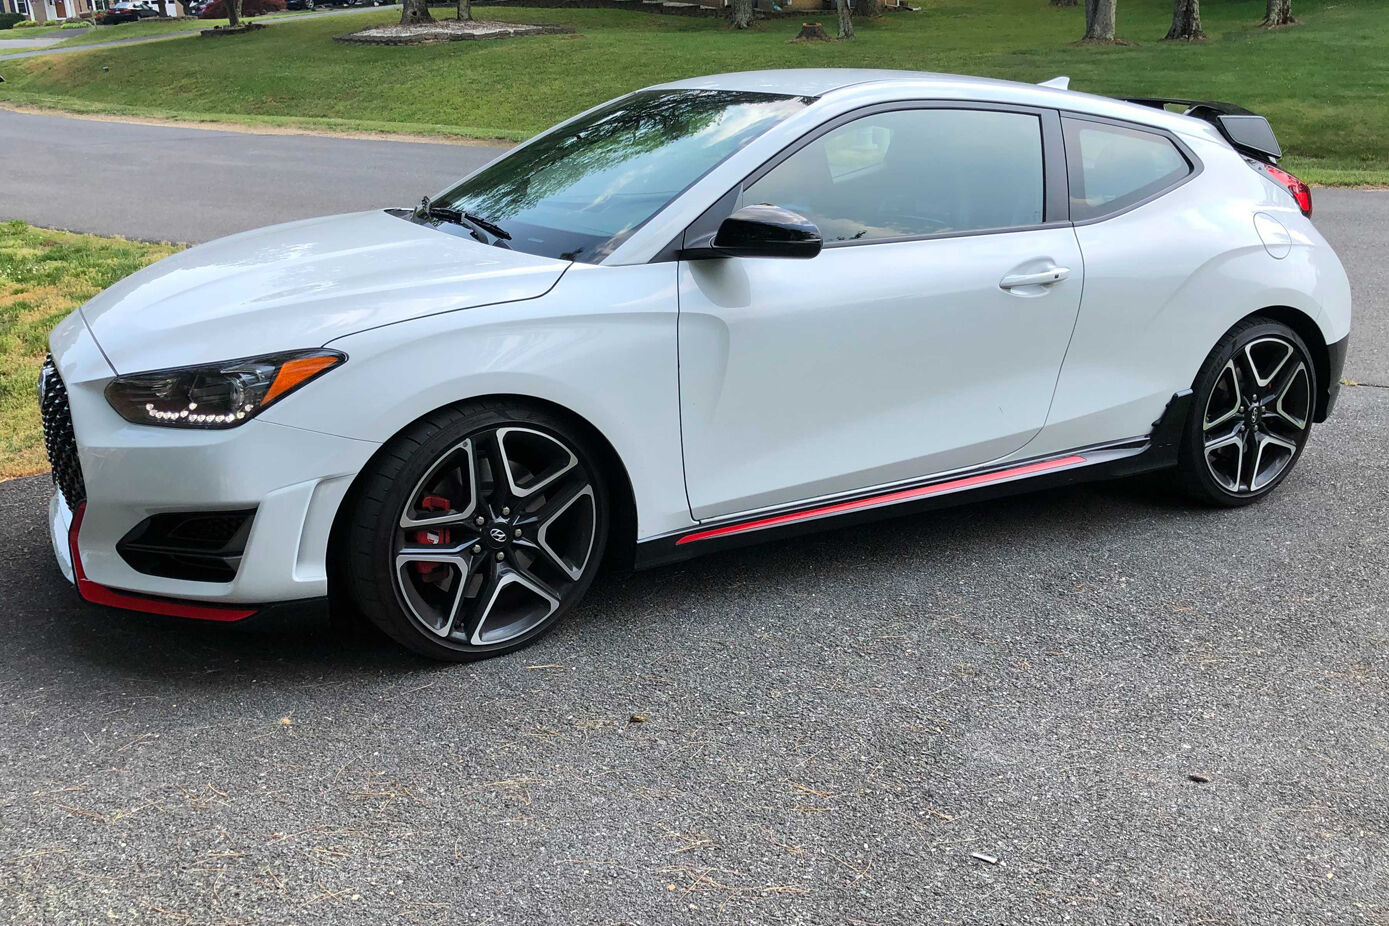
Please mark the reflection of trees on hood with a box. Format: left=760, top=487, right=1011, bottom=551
left=440, top=91, right=806, bottom=221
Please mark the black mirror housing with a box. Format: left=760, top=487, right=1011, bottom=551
left=683, top=204, right=822, bottom=260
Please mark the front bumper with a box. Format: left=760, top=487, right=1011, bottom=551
left=45, top=314, right=382, bottom=608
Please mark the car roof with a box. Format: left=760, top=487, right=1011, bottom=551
left=651, top=69, right=1218, bottom=141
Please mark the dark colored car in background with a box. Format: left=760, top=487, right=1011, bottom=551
left=96, top=4, right=159, bottom=23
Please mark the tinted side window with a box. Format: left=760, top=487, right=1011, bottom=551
left=1063, top=117, right=1191, bottom=221
left=745, top=108, right=1045, bottom=244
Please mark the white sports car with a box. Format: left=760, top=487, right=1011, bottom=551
left=42, top=70, right=1351, bottom=661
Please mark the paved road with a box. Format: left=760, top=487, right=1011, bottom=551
left=0, top=7, right=402, bottom=60
left=1, top=114, right=1387, bottom=923
left=0, top=109, right=500, bottom=243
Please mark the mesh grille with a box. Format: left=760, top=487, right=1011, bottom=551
left=40, top=355, right=86, bottom=510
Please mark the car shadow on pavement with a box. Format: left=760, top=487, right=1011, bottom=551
left=3, top=471, right=1189, bottom=687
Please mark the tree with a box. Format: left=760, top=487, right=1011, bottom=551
left=1263, top=0, right=1292, bottom=26
left=457, top=0, right=471, bottom=20
left=1082, top=0, right=1115, bottom=41
left=731, top=0, right=752, bottom=29
left=835, top=0, right=853, bottom=38
left=400, top=0, right=432, bottom=24
left=859, top=0, right=882, bottom=18
left=226, top=0, right=241, bottom=27
left=1164, top=0, right=1203, bottom=39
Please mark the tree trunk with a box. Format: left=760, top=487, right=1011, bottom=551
left=1050, top=0, right=1078, bottom=7
left=1263, top=0, right=1292, bottom=26
left=859, top=0, right=881, bottom=18
left=730, top=0, right=751, bottom=29
left=1082, top=0, right=1115, bottom=41
left=400, top=0, right=432, bottom=24
left=835, top=0, right=852, bottom=39
left=1164, top=0, right=1203, bottom=39
left=456, top=0, right=471, bottom=20
left=226, top=0, right=241, bottom=27
left=793, top=21, right=830, bottom=39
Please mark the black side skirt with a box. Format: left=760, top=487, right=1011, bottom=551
left=633, top=391, right=1193, bottom=570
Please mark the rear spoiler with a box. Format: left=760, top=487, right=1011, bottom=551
left=1124, top=97, right=1282, bottom=163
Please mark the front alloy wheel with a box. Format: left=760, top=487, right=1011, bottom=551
left=347, top=404, right=607, bottom=660
left=1178, top=318, right=1316, bottom=506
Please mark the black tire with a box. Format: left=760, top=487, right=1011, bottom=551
left=1175, top=316, right=1317, bottom=507
left=344, top=400, right=609, bottom=661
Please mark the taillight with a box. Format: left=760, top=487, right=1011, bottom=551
left=1263, top=164, right=1312, bottom=217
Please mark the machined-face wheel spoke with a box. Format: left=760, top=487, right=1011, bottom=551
left=391, top=423, right=596, bottom=649
left=1201, top=334, right=1312, bottom=497
left=1203, top=360, right=1243, bottom=430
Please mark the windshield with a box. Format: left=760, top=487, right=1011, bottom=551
left=430, top=89, right=814, bottom=263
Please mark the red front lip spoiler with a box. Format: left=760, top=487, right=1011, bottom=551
left=67, top=503, right=258, bottom=622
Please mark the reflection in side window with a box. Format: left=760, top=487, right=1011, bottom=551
left=745, top=108, right=1045, bottom=244
left=1064, top=118, right=1191, bottom=221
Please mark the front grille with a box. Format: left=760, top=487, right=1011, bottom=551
left=39, top=355, right=86, bottom=510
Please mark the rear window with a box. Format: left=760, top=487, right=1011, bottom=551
left=1063, top=117, right=1191, bottom=221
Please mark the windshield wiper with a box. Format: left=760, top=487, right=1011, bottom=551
left=414, top=196, right=512, bottom=243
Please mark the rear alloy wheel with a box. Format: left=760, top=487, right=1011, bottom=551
left=1177, top=318, right=1316, bottom=506
left=347, top=404, right=607, bottom=661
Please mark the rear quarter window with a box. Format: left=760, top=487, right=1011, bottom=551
left=1063, top=117, right=1192, bottom=221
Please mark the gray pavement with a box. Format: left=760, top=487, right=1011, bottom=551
left=1, top=114, right=1388, bottom=924
left=0, top=109, right=500, bottom=243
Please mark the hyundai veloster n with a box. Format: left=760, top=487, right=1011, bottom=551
left=41, top=70, right=1351, bottom=660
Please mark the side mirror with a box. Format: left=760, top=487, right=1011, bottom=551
left=682, top=204, right=822, bottom=260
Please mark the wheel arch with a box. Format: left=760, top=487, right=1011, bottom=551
left=1241, top=305, right=1335, bottom=422
left=326, top=394, right=640, bottom=612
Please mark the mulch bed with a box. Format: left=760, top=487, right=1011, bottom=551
left=334, top=19, right=571, bottom=44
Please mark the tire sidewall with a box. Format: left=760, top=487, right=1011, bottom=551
left=1181, top=319, right=1316, bottom=506
left=354, top=406, right=610, bottom=661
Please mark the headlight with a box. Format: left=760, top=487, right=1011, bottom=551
left=104, top=350, right=345, bottom=429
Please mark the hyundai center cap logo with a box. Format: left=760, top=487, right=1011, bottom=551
left=490, top=527, right=509, bottom=544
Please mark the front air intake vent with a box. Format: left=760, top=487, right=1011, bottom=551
left=117, top=510, right=257, bottom=584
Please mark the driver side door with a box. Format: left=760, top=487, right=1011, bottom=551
left=677, top=104, right=1084, bottom=520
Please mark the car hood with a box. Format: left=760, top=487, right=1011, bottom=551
left=80, top=210, right=571, bottom=373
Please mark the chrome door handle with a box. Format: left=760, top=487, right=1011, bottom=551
left=1000, top=266, right=1071, bottom=290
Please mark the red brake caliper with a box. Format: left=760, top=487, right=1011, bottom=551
left=413, top=496, right=452, bottom=579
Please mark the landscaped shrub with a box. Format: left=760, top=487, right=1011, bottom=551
left=13, top=17, right=42, bottom=26
left=0, top=12, right=25, bottom=28
left=199, top=0, right=284, bottom=18
left=60, top=20, right=88, bottom=27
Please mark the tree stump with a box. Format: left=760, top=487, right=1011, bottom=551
left=794, top=21, right=831, bottom=41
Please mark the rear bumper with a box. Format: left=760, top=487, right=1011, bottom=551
left=1320, top=334, right=1349, bottom=421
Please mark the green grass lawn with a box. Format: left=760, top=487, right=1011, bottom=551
left=0, top=23, right=88, bottom=40
left=0, top=0, right=1385, bottom=182
left=0, top=221, right=176, bottom=478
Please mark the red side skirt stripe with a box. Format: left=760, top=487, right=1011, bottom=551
left=676, top=455, right=1088, bottom=546
left=68, top=504, right=257, bottom=622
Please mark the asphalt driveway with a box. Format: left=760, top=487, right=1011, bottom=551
left=1, top=115, right=1387, bottom=923
left=0, top=108, right=499, bottom=243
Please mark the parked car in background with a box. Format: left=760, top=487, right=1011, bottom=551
left=198, top=0, right=282, bottom=16
left=96, top=3, right=159, bottom=23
